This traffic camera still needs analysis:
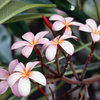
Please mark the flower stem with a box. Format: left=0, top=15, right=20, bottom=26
left=56, top=48, right=61, bottom=75
left=61, top=55, right=71, bottom=76
left=55, top=86, right=80, bottom=100
left=70, top=62, right=79, bottom=80
left=81, top=42, right=97, bottom=80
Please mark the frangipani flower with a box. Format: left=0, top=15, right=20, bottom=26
left=42, top=35, right=77, bottom=61
left=8, top=61, right=46, bottom=97
left=0, top=59, right=18, bottom=94
left=11, top=31, right=49, bottom=58
left=79, top=19, right=100, bottom=42
left=49, top=14, right=81, bottom=35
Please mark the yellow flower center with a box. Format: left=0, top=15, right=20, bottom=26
left=64, top=21, right=72, bottom=28
left=52, top=37, right=63, bottom=46
left=93, top=29, right=100, bottom=34
left=21, top=68, right=32, bottom=79
left=30, top=39, right=38, bottom=46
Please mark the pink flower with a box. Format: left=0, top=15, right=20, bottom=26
left=49, top=14, right=81, bottom=35
left=0, top=59, right=19, bottom=94
left=41, top=35, right=77, bottom=61
left=79, top=19, right=100, bottom=42
left=11, top=31, right=49, bottom=58
left=8, top=61, right=46, bottom=97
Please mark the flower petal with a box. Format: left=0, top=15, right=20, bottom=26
left=63, top=27, right=72, bottom=35
left=49, top=14, right=65, bottom=22
left=11, top=41, right=29, bottom=50
left=52, top=21, right=65, bottom=31
left=18, top=77, right=31, bottom=97
left=65, top=17, right=74, bottom=22
left=26, top=61, right=40, bottom=71
left=46, top=45, right=57, bottom=61
left=91, top=33, right=100, bottom=42
left=11, top=82, right=22, bottom=97
left=0, top=68, right=9, bottom=80
left=38, top=38, right=50, bottom=45
left=29, top=71, right=46, bottom=86
left=60, top=35, right=78, bottom=40
left=79, top=25, right=92, bottom=32
left=41, top=44, right=49, bottom=54
left=8, top=59, right=19, bottom=73
left=22, top=46, right=33, bottom=58
left=97, top=25, right=100, bottom=30
left=8, top=72, right=22, bottom=87
left=35, top=31, right=49, bottom=40
left=86, top=19, right=97, bottom=30
left=22, top=32, right=34, bottom=43
left=0, top=81, right=8, bottom=94
left=71, top=21, right=82, bottom=26
left=14, top=63, right=25, bottom=72
left=59, top=41, right=74, bottom=55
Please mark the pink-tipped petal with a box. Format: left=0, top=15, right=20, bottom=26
left=0, top=81, right=8, bottom=94
left=79, top=25, right=92, bottom=32
left=65, top=17, right=74, bottom=22
left=11, top=41, right=29, bottom=50
left=9, top=59, right=19, bottom=73
left=22, top=46, right=33, bottom=58
left=59, top=41, right=74, bottom=55
left=8, top=72, right=22, bottom=87
left=63, top=27, right=72, bottom=35
left=0, top=68, right=9, bottom=80
left=14, top=63, right=25, bottom=72
left=29, top=71, right=46, bottom=86
left=41, top=44, right=49, bottom=54
left=71, top=21, right=82, bottom=26
left=11, top=82, right=22, bottom=97
left=26, top=61, right=40, bottom=71
left=22, top=32, right=34, bottom=43
left=38, top=38, right=50, bottom=45
left=35, top=31, right=49, bottom=40
left=91, top=33, right=100, bottom=42
left=18, top=77, right=31, bottom=97
left=52, top=21, right=65, bottom=31
left=97, top=25, right=100, bottom=30
left=86, top=19, right=97, bottom=30
left=60, top=35, right=78, bottom=40
left=46, top=45, right=57, bottom=61
left=49, top=14, right=65, bottom=22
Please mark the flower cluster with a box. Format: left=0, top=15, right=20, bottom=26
left=0, top=14, right=100, bottom=98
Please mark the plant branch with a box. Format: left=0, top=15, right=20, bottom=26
left=56, top=48, right=61, bottom=75
left=81, top=42, right=97, bottom=80
left=55, top=86, right=80, bottom=100
left=70, top=62, right=79, bottom=80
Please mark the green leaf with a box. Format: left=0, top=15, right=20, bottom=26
left=0, top=0, right=11, bottom=9
left=0, top=1, right=56, bottom=24
left=50, top=0, right=89, bottom=23
left=5, top=13, right=54, bottom=23
left=14, top=0, right=52, bottom=4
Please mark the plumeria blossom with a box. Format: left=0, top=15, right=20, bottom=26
left=11, top=31, right=49, bottom=58
left=49, top=14, right=82, bottom=35
left=0, top=59, right=19, bottom=94
left=79, top=19, right=100, bottom=42
left=8, top=61, right=46, bottom=97
left=41, top=35, right=77, bottom=61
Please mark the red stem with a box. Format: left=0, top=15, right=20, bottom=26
left=81, top=42, right=97, bottom=80
left=70, top=62, right=79, bottom=80
left=55, top=86, right=80, bottom=100
left=61, top=55, right=71, bottom=76
left=56, top=48, right=61, bottom=76
left=49, top=87, right=55, bottom=100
